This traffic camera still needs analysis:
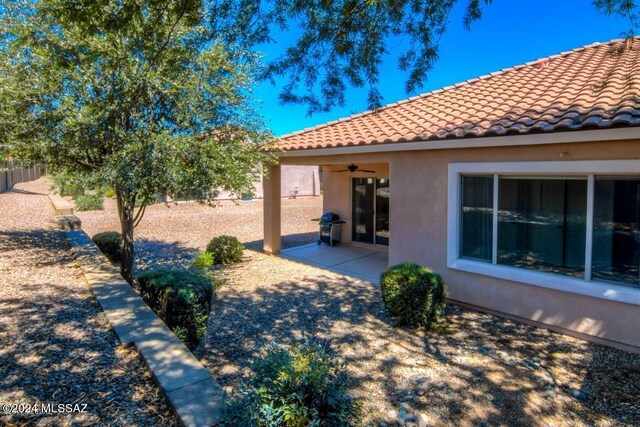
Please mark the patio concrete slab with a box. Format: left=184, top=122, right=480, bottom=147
left=280, top=243, right=388, bottom=284
left=283, top=243, right=377, bottom=266
left=333, top=255, right=388, bottom=283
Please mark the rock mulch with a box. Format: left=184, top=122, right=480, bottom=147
left=76, top=195, right=322, bottom=274
left=75, top=190, right=639, bottom=426
left=197, top=251, right=640, bottom=426
left=0, top=178, right=176, bottom=426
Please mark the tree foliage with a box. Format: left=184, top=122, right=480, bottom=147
left=209, top=0, right=494, bottom=114
left=594, top=0, right=639, bottom=38
left=1, top=0, right=275, bottom=282
left=3, top=0, right=273, bottom=187
left=210, top=0, right=636, bottom=114
left=0, top=0, right=636, bottom=282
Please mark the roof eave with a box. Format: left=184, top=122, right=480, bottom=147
left=277, top=127, right=640, bottom=158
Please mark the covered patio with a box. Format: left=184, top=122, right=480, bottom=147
left=263, top=160, right=391, bottom=245
left=280, top=243, right=388, bottom=284
left=263, top=159, right=392, bottom=283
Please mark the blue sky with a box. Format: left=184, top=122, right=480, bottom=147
left=253, top=0, right=632, bottom=137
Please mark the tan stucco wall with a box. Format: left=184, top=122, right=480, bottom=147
left=280, top=139, right=640, bottom=351
left=279, top=165, right=320, bottom=197
left=217, top=165, right=319, bottom=200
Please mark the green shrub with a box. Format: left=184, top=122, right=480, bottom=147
left=92, top=231, right=122, bottom=264
left=225, top=342, right=360, bottom=426
left=137, top=269, right=214, bottom=349
left=74, top=194, right=104, bottom=211
left=380, top=263, right=446, bottom=329
left=206, top=235, right=243, bottom=265
left=191, top=251, right=214, bottom=270
left=102, top=187, right=116, bottom=198
left=51, top=172, right=85, bottom=197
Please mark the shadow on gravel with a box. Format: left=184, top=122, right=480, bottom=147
left=243, top=231, right=318, bottom=252
left=0, top=284, right=174, bottom=426
left=0, top=229, right=74, bottom=267
left=133, top=232, right=317, bottom=274
left=133, top=238, right=198, bottom=274
left=198, top=272, right=640, bottom=425
left=4, top=187, right=48, bottom=196
left=427, top=307, right=640, bottom=425
left=0, top=231, right=197, bottom=274
left=0, top=228, right=174, bottom=425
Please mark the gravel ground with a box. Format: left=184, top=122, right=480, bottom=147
left=0, top=178, right=176, bottom=426
left=75, top=191, right=640, bottom=426
left=198, top=253, right=640, bottom=426
left=77, top=195, right=321, bottom=274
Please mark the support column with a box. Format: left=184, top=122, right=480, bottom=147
left=263, top=164, right=282, bottom=255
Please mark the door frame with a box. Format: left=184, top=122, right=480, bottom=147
left=350, top=177, right=389, bottom=247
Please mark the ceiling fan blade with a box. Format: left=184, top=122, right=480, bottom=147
left=330, top=165, right=376, bottom=173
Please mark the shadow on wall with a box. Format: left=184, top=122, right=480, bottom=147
left=196, top=268, right=640, bottom=425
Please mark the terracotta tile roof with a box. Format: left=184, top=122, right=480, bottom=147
left=279, top=38, right=640, bottom=151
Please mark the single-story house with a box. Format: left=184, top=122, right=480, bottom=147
left=263, top=38, right=640, bottom=352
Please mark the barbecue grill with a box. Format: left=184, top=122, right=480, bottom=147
left=316, top=212, right=345, bottom=246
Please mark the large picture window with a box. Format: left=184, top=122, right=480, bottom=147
left=450, top=162, right=640, bottom=292
left=497, top=177, right=587, bottom=278
left=460, top=176, right=493, bottom=261
left=592, top=178, right=640, bottom=286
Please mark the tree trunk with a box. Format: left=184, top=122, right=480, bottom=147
left=116, top=190, right=135, bottom=284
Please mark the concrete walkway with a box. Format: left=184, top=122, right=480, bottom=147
left=65, top=230, right=226, bottom=427
left=280, top=243, right=388, bottom=283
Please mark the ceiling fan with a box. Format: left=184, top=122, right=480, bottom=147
left=332, top=163, right=376, bottom=173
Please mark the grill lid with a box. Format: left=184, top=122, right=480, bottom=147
left=320, top=211, right=340, bottom=225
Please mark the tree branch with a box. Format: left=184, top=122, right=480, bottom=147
left=133, top=203, right=147, bottom=228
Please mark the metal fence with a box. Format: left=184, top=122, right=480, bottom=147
left=0, top=160, right=46, bottom=193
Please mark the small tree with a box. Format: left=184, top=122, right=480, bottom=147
left=2, top=0, right=274, bottom=282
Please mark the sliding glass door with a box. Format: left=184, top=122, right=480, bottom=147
left=352, top=178, right=375, bottom=244
left=352, top=178, right=390, bottom=246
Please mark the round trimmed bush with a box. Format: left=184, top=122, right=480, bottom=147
left=92, top=231, right=122, bottom=264
left=137, top=269, right=214, bottom=349
left=380, top=263, right=446, bottom=329
left=206, top=235, right=243, bottom=265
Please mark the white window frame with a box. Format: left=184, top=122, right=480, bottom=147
left=447, top=160, right=640, bottom=306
